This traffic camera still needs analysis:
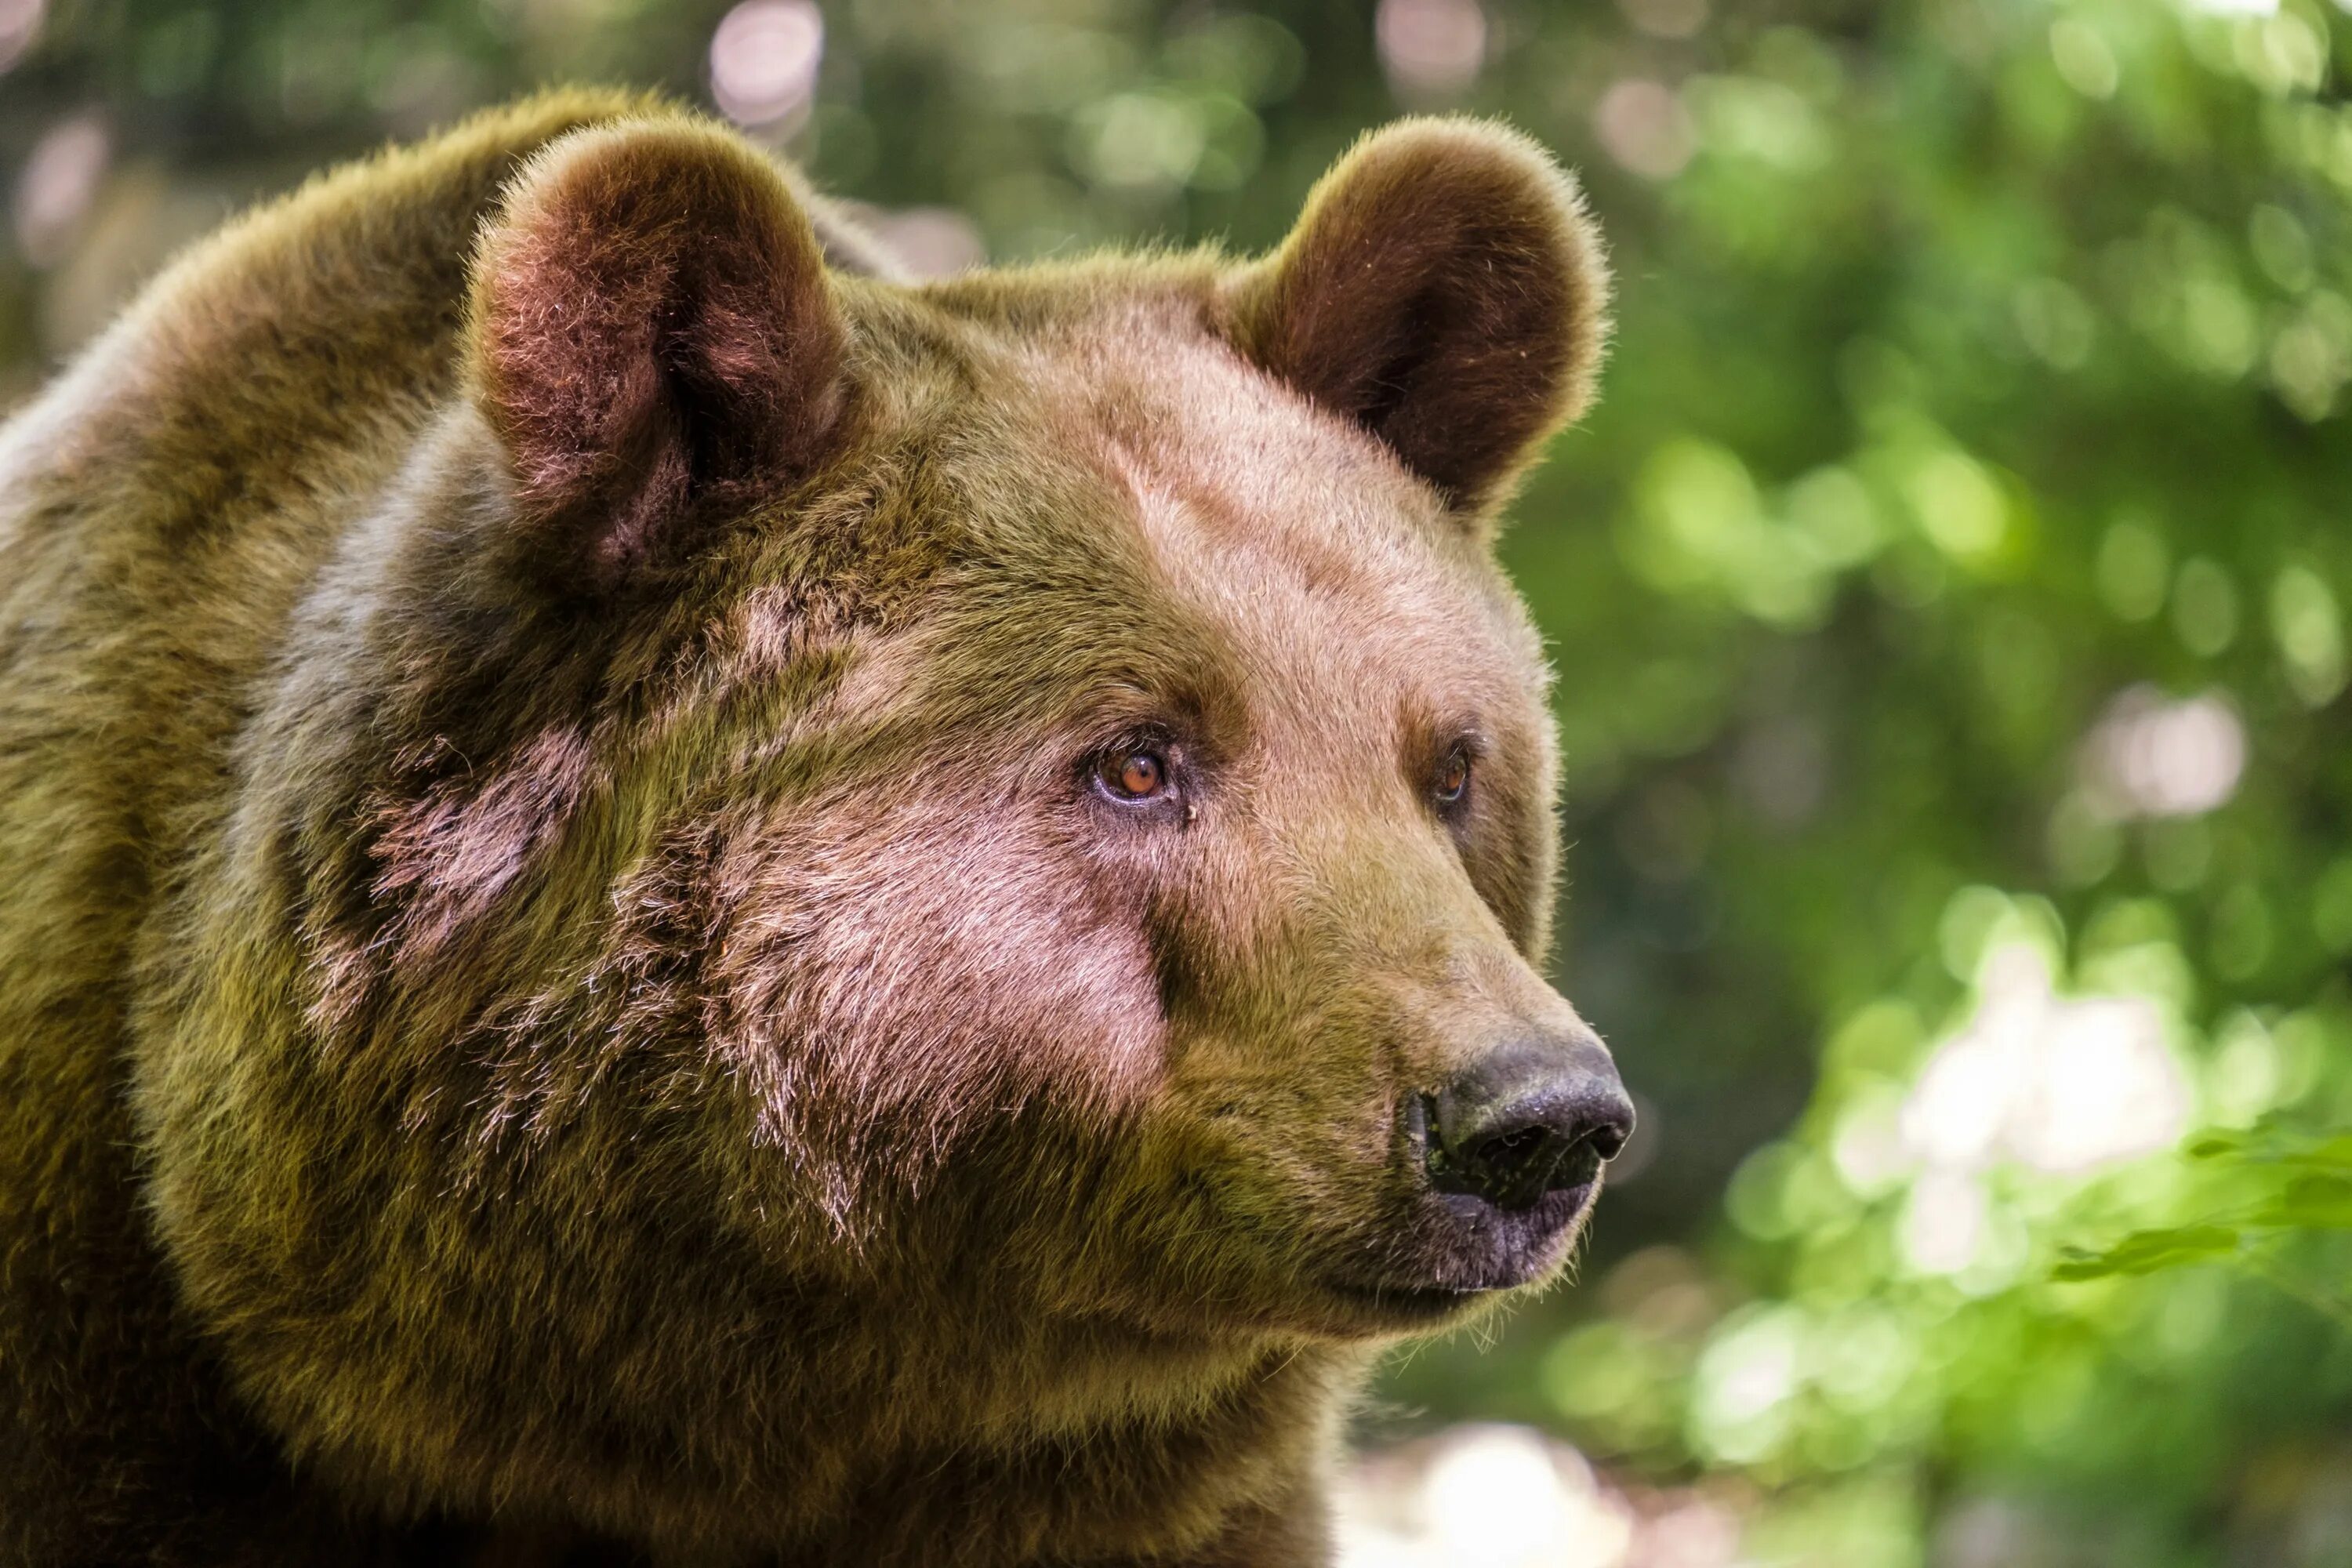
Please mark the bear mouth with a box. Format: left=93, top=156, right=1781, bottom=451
left=1321, top=1178, right=1602, bottom=1327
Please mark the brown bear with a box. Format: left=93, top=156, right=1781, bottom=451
left=0, top=89, right=1628, bottom=1566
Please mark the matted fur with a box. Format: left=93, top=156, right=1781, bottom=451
left=0, top=94, right=1614, bottom=1566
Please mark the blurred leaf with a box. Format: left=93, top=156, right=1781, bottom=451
left=2053, top=1225, right=2241, bottom=1281
left=2256, top=1174, right=2352, bottom=1231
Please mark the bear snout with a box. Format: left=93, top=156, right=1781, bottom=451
left=1321, top=1027, right=1632, bottom=1327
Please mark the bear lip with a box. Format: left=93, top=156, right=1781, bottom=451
left=1322, top=1176, right=1603, bottom=1327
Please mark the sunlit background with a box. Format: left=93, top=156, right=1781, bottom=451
left=7, top=0, right=2352, bottom=1563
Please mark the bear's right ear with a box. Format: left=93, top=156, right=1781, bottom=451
left=466, top=120, right=848, bottom=592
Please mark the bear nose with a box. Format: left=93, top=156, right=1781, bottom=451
left=1422, top=1033, right=1634, bottom=1211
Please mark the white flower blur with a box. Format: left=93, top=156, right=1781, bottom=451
left=1900, top=943, right=2190, bottom=1179
left=1336, top=1425, right=1637, bottom=1568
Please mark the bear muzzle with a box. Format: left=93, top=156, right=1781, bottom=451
left=1325, top=1025, right=1632, bottom=1326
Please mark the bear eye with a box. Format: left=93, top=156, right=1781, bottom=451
left=1433, top=744, right=1473, bottom=808
left=1095, top=747, right=1170, bottom=804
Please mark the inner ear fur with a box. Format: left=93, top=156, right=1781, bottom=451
left=466, top=118, right=848, bottom=591
left=1227, top=118, right=1610, bottom=519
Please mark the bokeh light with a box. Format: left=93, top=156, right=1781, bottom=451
left=13, top=114, right=107, bottom=268
left=2079, top=687, right=2247, bottom=821
left=1374, top=0, right=1486, bottom=101
left=0, top=0, right=42, bottom=75
left=709, top=0, right=822, bottom=129
left=857, top=206, right=985, bottom=279
left=1617, top=0, right=1708, bottom=42
left=1336, top=1426, right=1651, bottom=1568
left=1901, top=942, right=2190, bottom=1177
left=1593, top=81, right=1695, bottom=182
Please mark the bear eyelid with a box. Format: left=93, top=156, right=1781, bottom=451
left=1080, top=728, right=1190, bottom=822
left=1425, top=731, right=1485, bottom=821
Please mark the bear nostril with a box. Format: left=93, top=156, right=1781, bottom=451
left=1452, top=1116, right=1604, bottom=1211
left=1586, top=1119, right=1629, bottom=1163
left=1474, top=1124, right=1550, bottom=1169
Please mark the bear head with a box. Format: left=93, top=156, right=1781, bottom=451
left=137, top=111, right=1628, bottom=1543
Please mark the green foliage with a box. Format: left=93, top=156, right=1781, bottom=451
left=6, top=0, right=2352, bottom=1561
left=2056, top=1123, right=2352, bottom=1341
left=2053, top=1222, right=2242, bottom=1280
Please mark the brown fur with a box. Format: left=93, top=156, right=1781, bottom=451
left=0, top=96, right=1613, bottom=1566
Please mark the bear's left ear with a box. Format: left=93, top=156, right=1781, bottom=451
left=466, top=119, right=848, bottom=592
left=1225, top=118, right=1610, bottom=521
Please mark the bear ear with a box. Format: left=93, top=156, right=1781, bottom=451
left=466, top=120, right=848, bottom=590
left=1226, top=118, right=1610, bottom=520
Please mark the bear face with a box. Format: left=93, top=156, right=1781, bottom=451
left=129, top=112, right=1624, bottom=1550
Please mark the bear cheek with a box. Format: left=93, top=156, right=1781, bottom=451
left=1150, top=980, right=1421, bottom=1255
left=710, top=796, right=1171, bottom=1164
